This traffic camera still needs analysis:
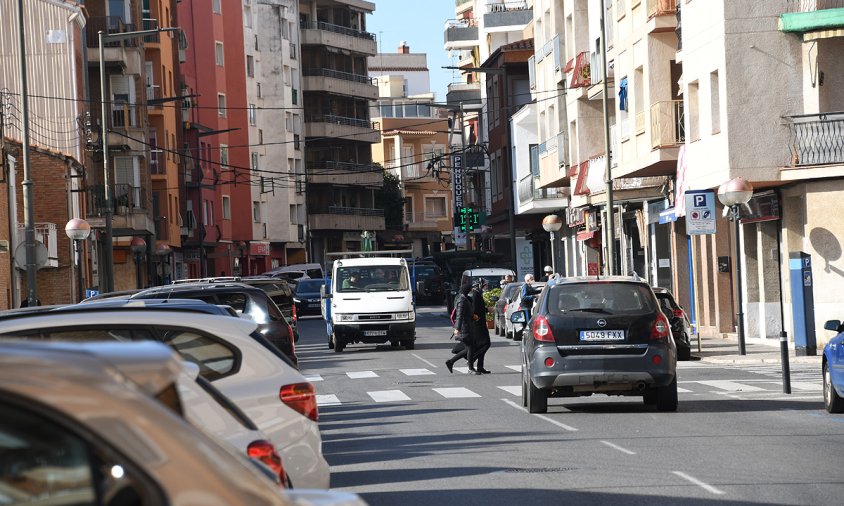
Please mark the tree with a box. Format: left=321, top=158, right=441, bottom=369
left=376, top=172, right=404, bottom=229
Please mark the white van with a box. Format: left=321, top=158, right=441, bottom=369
left=323, top=251, right=416, bottom=352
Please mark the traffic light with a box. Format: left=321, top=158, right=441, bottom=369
left=456, top=207, right=480, bottom=232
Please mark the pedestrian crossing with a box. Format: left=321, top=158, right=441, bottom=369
left=309, top=364, right=823, bottom=407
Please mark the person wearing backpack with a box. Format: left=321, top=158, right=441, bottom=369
left=445, top=281, right=476, bottom=373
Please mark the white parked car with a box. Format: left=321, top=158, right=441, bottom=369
left=0, top=304, right=330, bottom=489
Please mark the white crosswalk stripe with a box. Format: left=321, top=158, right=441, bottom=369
left=433, top=387, right=481, bottom=398
left=400, top=368, right=435, bottom=376
left=304, top=374, right=323, bottom=382
left=695, top=380, right=766, bottom=392
left=497, top=386, right=522, bottom=396
left=505, top=365, right=522, bottom=372
left=347, top=371, right=379, bottom=379
left=316, top=394, right=341, bottom=406
left=454, top=366, right=470, bottom=374
left=368, top=390, right=411, bottom=402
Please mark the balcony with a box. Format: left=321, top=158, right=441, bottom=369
left=146, top=85, right=164, bottom=114
left=446, top=82, right=482, bottom=106
left=647, top=0, right=677, bottom=18
left=300, top=21, right=377, bottom=56
left=302, top=68, right=378, bottom=99
left=517, top=174, right=569, bottom=213
left=85, top=184, right=154, bottom=234
left=307, top=160, right=383, bottom=186
left=309, top=206, right=386, bottom=231
left=566, top=52, right=591, bottom=89
left=16, top=223, right=58, bottom=268
left=85, top=17, right=143, bottom=74
left=444, top=19, right=479, bottom=50
left=456, top=0, right=473, bottom=14
left=483, top=2, right=532, bottom=32
left=304, top=115, right=380, bottom=144
left=149, top=150, right=166, bottom=176
left=650, top=100, right=685, bottom=149
left=142, top=18, right=160, bottom=44
left=786, top=111, right=844, bottom=166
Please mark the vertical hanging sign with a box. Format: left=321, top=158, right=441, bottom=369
left=452, top=152, right=466, bottom=247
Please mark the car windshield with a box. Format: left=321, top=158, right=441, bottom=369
left=296, top=279, right=324, bottom=293
left=550, top=283, right=656, bottom=314
left=415, top=266, right=439, bottom=280
left=337, top=265, right=409, bottom=292
left=473, top=275, right=506, bottom=288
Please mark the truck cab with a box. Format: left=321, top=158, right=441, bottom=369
left=322, top=252, right=416, bottom=352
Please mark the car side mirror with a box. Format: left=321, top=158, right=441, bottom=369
left=824, top=319, right=842, bottom=332
left=510, top=311, right=527, bottom=324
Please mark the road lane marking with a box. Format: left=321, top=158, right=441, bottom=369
left=501, top=399, right=578, bottom=432
left=316, top=394, right=341, bottom=406
left=411, top=353, right=438, bottom=368
left=347, top=371, right=379, bottom=379
left=368, top=390, right=411, bottom=402
left=789, top=382, right=823, bottom=391
left=695, top=380, right=765, bottom=392
left=497, top=386, right=522, bottom=396
left=454, top=366, right=470, bottom=374
left=600, top=441, right=636, bottom=455
left=505, top=365, right=522, bottom=372
left=401, top=368, right=435, bottom=376
left=677, top=386, right=693, bottom=393
left=304, top=374, right=324, bottom=382
left=672, top=471, right=725, bottom=495
left=433, top=387, right=481, bottom=398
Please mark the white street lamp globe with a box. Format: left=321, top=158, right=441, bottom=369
left=65, top=218, right=91, bottom=241
left=717, top=177, right=754, bottom=207
left=542, top=214, right=563, bottom=233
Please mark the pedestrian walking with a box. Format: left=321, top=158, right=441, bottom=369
left=468, top=281, right=491, bottom=374
left=445, top=281, right=476, bottom=373
left=540, top=265, right=553, bottom=282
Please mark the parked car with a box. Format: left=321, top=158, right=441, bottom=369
left=653, top=287, right=693, bottom=360
left=130, top=282, right=298, bottom=366
left=239, top=277, right=299, bottom=342
left=0, top=341, right=295, bottom=505
left=413, top=261, right=447, bottom=305
left=0, top=305, right=330, bottom=489
left=265, top=263, right=324, bottom=282
left=514, top=276, right=678, bottom=413
left=447, top=267, right=517, bottom=314
left=823, top=319, right=844, bottom=413
left=494, top=282, right=523, bottom=336
left=504, top=282, right=544, bottom=341
left=294, top=278, right=325, bottom=316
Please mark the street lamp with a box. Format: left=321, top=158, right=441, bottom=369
left=155, top=240, right=173, bottom=285
left=65, top=218, right=91, bottom=302
left=718, top=176, right=754, bottom=355
left=98, top=25, right=180, bottom=293
left=542, top=214, right=563, bottom=276
left=130, top=236, right=147, bottom=289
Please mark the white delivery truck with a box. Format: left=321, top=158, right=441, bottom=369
left=322, top=251, right=416, bottom=352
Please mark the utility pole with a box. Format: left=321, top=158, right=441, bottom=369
left=599, top=0, right=615, bottom=276
left=17, top=0, right=39, bottom=306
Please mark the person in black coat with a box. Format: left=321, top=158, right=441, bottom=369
left=445, top=281, right=476, bottom=373
left=468, top=282, right=491, bottom=374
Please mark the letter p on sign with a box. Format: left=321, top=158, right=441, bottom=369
left=694, top=194, right=706, bottom=207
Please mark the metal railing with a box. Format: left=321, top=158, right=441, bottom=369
left=650, top=100, right=685, bottom=149
left=785, top=0, right=844, bottom=13
left=86, top=17, right=139, bottom=48
left=486, top=1, right=530, bottom=14
left=647, top=0, right=677, bottom=18
left=327, top=206, right=384, bottom=217
left=303, top=68, right=374, bottom=84
left=149, top=150, right=166, bottom=175
left=142, top=18, right=160, bottom=43
left=569, top=51, right=591, bottom=88
left=86, top=184, right=147, bottom=215
left=445, top=18, right=479, bottom=28
left=456, top=0, right=472, bottom=7
left=112, top=104, right=139, bottom=128
left=306, top=114, right=376, bottom=130
left=787, top=111, right=844, bottom=166
left=308, top=160, right=381, bottom=173
left=300, top=21, right=376, bottom=40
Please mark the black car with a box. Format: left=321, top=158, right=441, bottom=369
left=130, top=283, right=297, bottom=367
left=653, top=287, right=692, bottom=360
left=237, top=277, right=299, bottom=342
left=514, top=277, right=677, bottom=413
left=293, top=278, right=324, bottom=316
left=413, top=262, right=446, bottom=305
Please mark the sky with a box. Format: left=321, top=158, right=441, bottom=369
left=367, top=0, right=459, bottom=103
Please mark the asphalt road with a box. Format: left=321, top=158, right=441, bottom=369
left=296, top=306, right=844, bottom=505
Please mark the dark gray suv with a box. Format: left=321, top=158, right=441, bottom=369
left=513, top=277, right=677, bottom=413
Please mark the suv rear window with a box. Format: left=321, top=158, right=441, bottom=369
left=551, top=283, right=657, bottom=314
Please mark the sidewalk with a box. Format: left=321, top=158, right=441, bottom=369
left=693, top=333, right=823, bottom=367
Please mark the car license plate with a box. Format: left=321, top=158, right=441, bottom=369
left=579, top=330, right=626, bottom=341
left=309, top=302, right=320, bottom=307
left=364, top=330, right=388, bottom=336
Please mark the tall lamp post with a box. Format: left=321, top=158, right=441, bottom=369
left=98, top=25, right=180, bottom=293
left=65, top=218, right=91, bottom=303
left=542, top=214, right=563, bottom=276
left=718, top=177, right=754, bottom=355
left=155, top=241, right=173, bottom=285
left=130, top=236, right=147, bottom=289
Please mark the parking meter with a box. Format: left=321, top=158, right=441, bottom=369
left=789, top=252, right=817, bottom=356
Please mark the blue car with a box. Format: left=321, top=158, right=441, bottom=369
left=822, top=319, right=844, bottom=413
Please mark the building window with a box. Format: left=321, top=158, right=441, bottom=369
left=222, top=195, right=231, bottom=219
left=710, top=70, right=721, bottom=134
left=215, top=42, right=224, bottom=66
left=217, top=94, right=226, bottom=117
left=244, top=6, right=252, bottom=28
left=253, top=201, right=261, bottom=222
left=220, top=144, right=228, bottom=168
left=246, top=55, right=254, bottom=77
left=212, top=0, right=221, bottom=14
left=257, top=82, right=262, bottom=98
left=251, top=152, right=259, bottom=173
left=202, top=200, right=209, bottom=226
left=285, top=112, right=293, bottom=132
left=424, top=196, right=447, bottom=219
left=405, top=196, right=413, bottom=222
left=248, top=104, right=257, bottom=126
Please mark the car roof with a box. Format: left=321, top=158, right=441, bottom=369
left=553, top=275, right=649, bottom=285
left=0, top=299, right=235, bottom=321
left=334, top=257, right=406, bottom=267
left=464, top=268, right=516, bottom=276
left=133, top=282, right=266, bottom=296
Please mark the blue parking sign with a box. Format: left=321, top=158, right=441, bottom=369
left=685, top=190, right=716, bottom=235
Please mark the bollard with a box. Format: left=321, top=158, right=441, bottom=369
left=780, top=330, right=791, bottom=394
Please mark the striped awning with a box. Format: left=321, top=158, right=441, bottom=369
left=804, top=28, right=844, bottom=41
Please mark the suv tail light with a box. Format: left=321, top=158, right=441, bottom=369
left=286, top=322, right=295, bottom=356
left=651, top=313, right=670, bottom=342
left=279, top=382, right=318, bottom=421
left=292, top=304, right=298, bottom=324
left=247, top=439, right=288, bottom=488
left=672, top=309, right=685, bottom=319
left=503, top=303, right=508, bottom=313
left=533, top=315, right=555, bottom=343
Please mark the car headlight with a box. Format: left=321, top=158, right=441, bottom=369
left=293, top=298, right=302, bottom=303
left=395, top=312, right=414, bottom=320
left=337, top=314, right=354, bottom=322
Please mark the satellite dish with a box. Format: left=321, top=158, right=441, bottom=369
left=14, top=242, right=49, bottom=271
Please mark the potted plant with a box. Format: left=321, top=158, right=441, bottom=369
left=115, top=193, right=130, bottom=215
left=483, top=287, right=501, bottom=329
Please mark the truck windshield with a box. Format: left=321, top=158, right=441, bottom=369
left=337, top=266, right=409, bottom=292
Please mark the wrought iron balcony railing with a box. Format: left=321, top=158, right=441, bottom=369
left=326, top=206, right=385, bottom=217
left=650, top=100, right=685, bottom=149
left=787, top=111, right=844, bottom=166
left=86, top=184, right=148, bottom=216
left=303, top=68, right=374, bottom=84
left=785, top=0, right=844, bottom=13
left=86, top=17, right=139, bottom=48
left=299, top=21, right=376, bottom=40
left=306, top=114, right=376, bottom=130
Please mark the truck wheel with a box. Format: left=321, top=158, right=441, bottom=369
left=402, top=340, right=415, bottom=350
left=334, top=336, right=345, bottom=353
left=328, top=333, right=335, bottom=350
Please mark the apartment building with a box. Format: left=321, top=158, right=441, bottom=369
left=369, top=47, right=452, bottom=257
left=243, top=0, right=308, bottom=271
left=299, top=0, right=382, bottom=263
left=179, top=0, right=252, bottom=278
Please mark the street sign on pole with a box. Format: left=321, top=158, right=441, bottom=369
left=685, top=190, right=716, bottom=235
